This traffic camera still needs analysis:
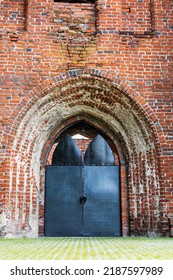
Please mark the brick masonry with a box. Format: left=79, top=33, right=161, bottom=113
left=0, top=0, right=172, bottom=237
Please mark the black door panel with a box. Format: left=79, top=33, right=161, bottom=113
left=45, top=134, right=121, bottom=237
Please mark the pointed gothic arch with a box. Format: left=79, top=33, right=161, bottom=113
left=0, top=68, right=164, bottom=237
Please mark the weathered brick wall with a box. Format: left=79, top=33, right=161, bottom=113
left=121, top=0, right=152, bottom=33
left=0, top=0, right=172, bottom=237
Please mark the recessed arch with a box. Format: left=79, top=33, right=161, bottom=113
left=0, top=68, right=164, bottom=237
left=39, top=113, right=128, bottom=236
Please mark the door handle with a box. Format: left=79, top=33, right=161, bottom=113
left=80, top=196, right=87, bottom=204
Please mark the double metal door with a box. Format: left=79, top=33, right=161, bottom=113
left=45, top=134, right=121, bottom=237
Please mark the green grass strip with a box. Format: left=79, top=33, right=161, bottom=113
left=0, top=237, right=172, bottom=260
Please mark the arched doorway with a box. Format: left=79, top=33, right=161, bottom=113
left=44, top=122, right=121, bottom=236
left=2, top=69, right=163, bottom=237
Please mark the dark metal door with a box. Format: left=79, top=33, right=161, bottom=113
left=45, top=134, right=121, bottom=237
left=83, top=166, right=120, bottom=236
left=45, top=135, right=83, bottom=236
left=45, top=166, right=82, bottom=236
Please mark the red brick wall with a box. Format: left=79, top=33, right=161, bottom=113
left=121, top=0, right=152, bottom=33
left=0, top=0, right=173, bottom=237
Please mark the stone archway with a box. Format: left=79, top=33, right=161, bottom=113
left=1, top=69, right=163, bottom=237
left=40, top=118, right=126, bottom=237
